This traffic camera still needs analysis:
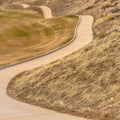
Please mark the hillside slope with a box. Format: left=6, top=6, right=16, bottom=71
left=8, top=0, right=120, bottom=120
left=0, top=7, right=78, bottom=66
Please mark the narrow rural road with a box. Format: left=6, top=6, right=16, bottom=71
left=0, top=6, right=94, bottom=120
left=39, top=6, right=53, bottom=18
left=21, top=4, right=30, bottom=8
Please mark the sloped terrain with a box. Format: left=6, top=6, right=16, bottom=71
left=7, top=0, right=120, bottom=120
left=0, top=7, right=78, bottom=66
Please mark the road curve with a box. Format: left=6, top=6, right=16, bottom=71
left=0, top=6, right=93, bottom=120
left=39, top=6, right=53, bottom=18
left=21, top=4, right=30, bottom=8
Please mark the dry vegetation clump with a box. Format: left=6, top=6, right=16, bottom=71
left=0, top=8, right=78, bottom=66
left=7, top=0, right=120, bottom=120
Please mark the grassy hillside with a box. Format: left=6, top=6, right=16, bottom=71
left=0, top=8, right=78, bottom=66
left=7, top=0, right=120, bottom=120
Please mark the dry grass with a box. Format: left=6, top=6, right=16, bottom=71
left=7, top=0, right=120, bottom=120
left=0, top=8, right=78, bottom=66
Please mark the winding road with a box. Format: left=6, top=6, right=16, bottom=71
left=0, top=5, right=94, bottom=120
left=21, top=4, right=30, bottom=8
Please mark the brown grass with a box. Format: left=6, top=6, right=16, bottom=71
left=7, top=0, right=120, bottom=120
left=0, top=9, right=78, bottom=66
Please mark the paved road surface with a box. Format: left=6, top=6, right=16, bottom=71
left=0, top=5, right=93, bottom=120
left=21, top=4, right=30, bottom=8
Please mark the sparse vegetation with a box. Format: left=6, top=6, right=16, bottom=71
left=7, top=0, right=120, bottom=120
